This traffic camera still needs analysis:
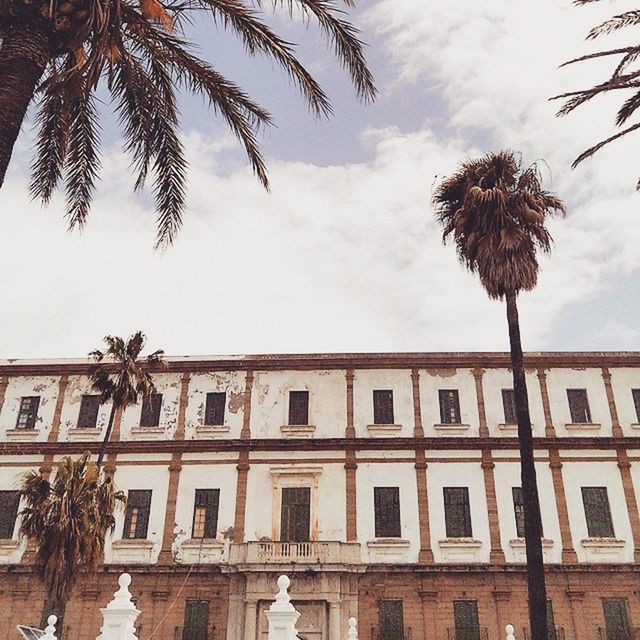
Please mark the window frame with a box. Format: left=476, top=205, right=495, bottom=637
left=567, top=388, right=592, bottom=424
left=378, top=599, right=404, bottom=640
left=582, top=486, right=615, bottom=538
left=443, top=487, right=473, bottom=538
left=204, top=392, right=226, bottom=426
left=123, top=489, right=152, bottom=540
left=0, top=491, right=20, bottom=539
left=374, top=487, right=402, bottom=538
left=16, top=396, right=40, bottom=430
left=439, top=389, right=462, bottom=424
left=182, top=599, right=210, bottom=640
left=453, top=600, right=480, bottom=640
left=632, top=389, right=640, bottom=423
left=373, top=390, right=395, bottom=425
left=279, top=486, right=311, bottom=542
left=140, top=393, right=163, bottom=428
left=502, top=389, right=517, bottom=425
left=512, top=487, right=526, bottom=539
left=192, top=489, right=220, bottom=539
left=77, top=394, right=101, bottom=429
left=288, top=390, right=310, bottom=426
left=602, top=598, right=632, bottom=640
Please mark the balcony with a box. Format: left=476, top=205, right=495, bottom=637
left=228, top=540, right=361, bottom=566
left=523, top=627, right=566, bottom=640
left=446, top=628, right=489, bottom=640
left=371, top=626, right=412, bottom=640
left=597, top=627, right=640, bottom=640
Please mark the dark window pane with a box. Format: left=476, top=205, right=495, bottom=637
left=439, top=390, right=461, bottom=424
left=192, top=489, right=220, bottom=539
left=547, top=601, right=557, bottom=640
left=373, top=390, right=394, bottom=425
left=603, top=599, right=631, bottom=640
left=77, top=395, right=100, bottom=429
left=280, top=487, right=310, bottom=542
left=288, top=391, right=309, bottom=426
left=374, top=487, right=401, bottom=538
left=140, top=393, right=162, bottom=427
left=454, top=600, right=480, bottom=640
left=582, top=487, right=615, bottom=538
left=204, top=392, right=226, bottom=426
left=0, top=491, right=20, bottom=538
left=16, top=396, right=40, bottom=430
left=632, top=389, right=640, bottom=423
left=567, top=389, right=591, bottom=423
left=183, top=600, right=209, bottom=640
left=512, top=487, right=525, bottom=538
left=502, top=389, right=516, bottom=425
left=379, top=600, right=404, bottom=640
left=123, top=490, right=152, bottom=539
left=444, top=487, right=472, bottom=538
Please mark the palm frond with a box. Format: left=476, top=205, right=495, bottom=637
left=587, top=11, right=640, bottom=39
left=572, top=122, right=640, bottom=167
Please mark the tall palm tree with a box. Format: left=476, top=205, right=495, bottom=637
left=0, top=0, right=376, bottom=247
left=19, top=452, right=126, bottom=636
left=554, top=1, right=640, bottom=188
left=90, top=330, right=164, bottom=467
left=433, top=151, right=565, bottom=640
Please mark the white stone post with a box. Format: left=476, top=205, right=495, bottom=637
left=95, top=573, right=141, bottom=640
left=43, top=615, right=58, bottom=640
left=347, top=617, right=358, bottom=640
left=265, top=575, right=300, bottom=640
left=506, top=624, right=516, bottom=640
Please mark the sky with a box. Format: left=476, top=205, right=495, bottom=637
left=0, top=0, right=639, bottom=359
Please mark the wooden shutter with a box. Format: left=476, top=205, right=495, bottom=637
left=373, top=390, right=394, bottom=425
left=439, top=390, right=461, bottom=424
left=379, top=600, right=404, bottom=640
left=124, top=490, right=152, bottom=539
left=280, top=487, right=311, bottom=542
left=193, top=489, right=220, bottom=539
left=632, top=389, right=640, bottom=423
left=204, top=392, right=226, bottom=426
left=0, top=491, right=20, bottom=538
left=567, top=389, right=591, bottom=423
left=183, top=600, right=210, bottom=640
left=602, top=599, right=631, bottom=640
left=288, top=391, right=309, bottom=426
left=444, top=487, right=472, bottom=538
left=16, top=396, right=40, bottom=429
left=502, top=389, right=516, bottom=424
left=77, top=395, right=100, bottom=429
left=582, top=487, right=615, bottom=538
left=140, top=393, right=162, bottom=427
left=374, top=487, right=401, bottom=538
left=453, top=601, right=480, bottom=640
left=512, top=487, right=525, bottom=538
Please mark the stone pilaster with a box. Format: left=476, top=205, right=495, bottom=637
left=158, top=451, right=183, bottom=564
left=473, top=368, right=490, bottom=438
left=549, top=449, right=577, bottom=562
left=482, top=449, right=505, bottom=563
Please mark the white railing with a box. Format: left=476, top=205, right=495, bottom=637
left=256, top=541, right=331, bottom=561
left=227, top=540, right=361, bottom=564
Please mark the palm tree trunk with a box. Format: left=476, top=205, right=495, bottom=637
left=505, top=292, right=548, bottom=640
left=0, top=24, right=51, bottom=186
left=96, top=403, right=117, bottom=469
left=41, top=593, right=66, bottom=638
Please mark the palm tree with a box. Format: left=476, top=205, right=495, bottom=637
left=553, top=1, right=640, bottom=187
left=90, top=330, right=164, bottom=467
left=0, top=0, right=376, bottom=248
left=19, top=452, right=125, bottom=636
left=433, top=151, right=565, bottom=640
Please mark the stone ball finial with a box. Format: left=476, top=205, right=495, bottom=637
left=348, top=617, right=358, bottom=640
left=277, top=575, right=290, bottom=591
left=47, top=615, right=57, bottom=626
left=119, top=573, right=132, bottom=588
left=506, top=624, right=516, bottom=640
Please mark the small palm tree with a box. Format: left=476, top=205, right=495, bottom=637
left=433, top=150, right=565, bottom=640
left=19, top=452, right=125, bottom=636
left=90, top=331, right=164, bottom=467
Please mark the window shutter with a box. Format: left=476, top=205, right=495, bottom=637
left=77, top=395, right=100, bottom=429
left=439, top=390, right=461, bottom=424
left=602, top=599, right=631, bottom=640
left=0, top=491, right=20, bottom=538
left=16, top=396, right=40, bottom=429
left=502, top=389, right=517, bottom=425
left=454, top=601, right=480, bottom=640
left=374, top=487, right=401, bottom=538
left=183, top=600, right=210, bottom=640
left=582, top=487, right=615, bottom=538
left=512, top=487, right=525, bottom=538
left=444, top=487, right=472, bottom=538
left=140, top=394, right=162, bottom=427
left=379, top=600, right=404, bottom=640
left=632, top=389, right=640, bottom=423
left=204, top=392, right=226, bottom=426
left=280, top=487, right=311, bottom=542
left=567, top=389, right=591, bottom=423
left=373, top=390, right=394, bottom=425
left=193, top=489, right=220, bottom=539
left=288, top=391, right=309, bottom=426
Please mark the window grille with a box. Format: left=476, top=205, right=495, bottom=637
left=379, top=600, right=404, bottom=640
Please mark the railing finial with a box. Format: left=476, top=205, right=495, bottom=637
left=506, top=624, right=516, bottom=640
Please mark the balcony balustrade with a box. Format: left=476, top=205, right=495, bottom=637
left=228, top=540, right=361, bottom=565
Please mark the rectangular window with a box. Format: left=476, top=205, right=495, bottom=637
left=288, top=390, right=309, bottom=426
left=632, top=389, right=640, bottom=423
left=512, top=487, right=526, bottom=538
left=373, top=390, right=394, bottom=425
left=546, top=601, right=557, bottom=640
left=602, top=599, right=631, bottom=640
left=582, top=487, right=615, bottom=538
left=182, top=600, right=210, bottom=640
left=444, top=487, right=472, bottom=538
left=140, top=393, right=162, bottom=427
left=204, top=392, right=226, bottom=426
left=379, top=600, right=404, bottom=640
left=77, top=394, right=100, bottom=429
left=192, top=489, right=220, bottom=539
left=453, top=600, right=480, bottom=640
left=16, top=396, right=40, bottom=430
left=280, top=487, right=310, bottom=542
left=0, top=491, right=20, bottom=539
left=374, top=487, right=401, bottom=538
left=567, top=389, right=592, bottom=423
left=439, top=390, right=461, bottom=424
left=123, top=490, right=152, bottom=539
left=502, top=389, right=517, bottom=425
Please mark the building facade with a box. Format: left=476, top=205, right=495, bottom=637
left=1, top=352, right=640, bottom=640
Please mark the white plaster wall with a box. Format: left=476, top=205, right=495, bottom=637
left=1, top=375, right=60, bottom=441
left=419, top=368, right=480, bottom=436
left=251, top=370, right=346, bottom=439
left=352, top=369, right=414, bottom=437
left=493, top=461, right=562, bottom=563
left=58, top=374, right=112, bottom=441
left=426, top=462, right=491, bottom=562
left=105, top=464, right=169, bottom=563
left=562, top=461, right=633, bottom=563
left=545, top=368, right=611, bottom=436
left=610, top=368, right=640, bottom=432
left=356, top=463, right=420, bottom=562
left=185, top=372, right=246, bottom=439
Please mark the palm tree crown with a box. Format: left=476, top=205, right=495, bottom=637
left=432, top=151, right=565, bottom=299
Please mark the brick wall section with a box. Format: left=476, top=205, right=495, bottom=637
left=537, top=369, right=557, bottom=438
left=473, top=368, right=490, bottom=438
left=617, top=448, right=640, bottom=562
left=602, top=367, right=624, bottom=437
left=345, top=450, right=358, bottom=542
left=549, top=448, right=578, bottom=563
left=233, top=450, right=250, bottom=543
left=481, top=448, right=505, bottom=563
left=240, top=371, right=254, bottom=439
left=47, top=374, right=68, bottom=443
left=411, top=369, right=424, bottom=438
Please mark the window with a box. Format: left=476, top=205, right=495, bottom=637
left=288, top=390, right=309, bottom=426
left=77, top=394, right=100, bottom=429
left=140, top=393, right=162, bottom=427
left=444, top=487, right=472, bottom=538
left=602, top=599, right=631, bottom=640
left=379, top=600, right=404, bottom=640
left=373, top=390, right=394, bottom=425
left=512, top=487, right=526, bottom=538
left=439, top=390, right=461, bottom=424
left=453, top=600, right=480, bottom=640
left=204, top=392, right=226, bottom=426
left=374, top=487, right=401, bottom=538
left=546, top=601, right=557, bottom=640
left=16, top=396, right=40, bottom=430
left=123, top=490, right=152, bottom=539
left=567, top=389, right=592, bottom=423
left=502, top=389, right=516, bottom=425
left=280, top=487, right=310, bottom=542
left=183, top=600, right=210, bottom=640
left=192, top=489, right=220, bottom=539
left=632, top=389, right=640, bottom=423
left=0, top=491, right=20, bottom=539
left=582, top=487, right=615, bottom=538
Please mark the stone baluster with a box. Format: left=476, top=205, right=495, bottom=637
left=265, top=575, right=300, bottom=640
left=506, top=624, right=516, bottom=640
left=347, top=617, right=358, bottom=640
left=43, top=615, right=58, bottom=640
